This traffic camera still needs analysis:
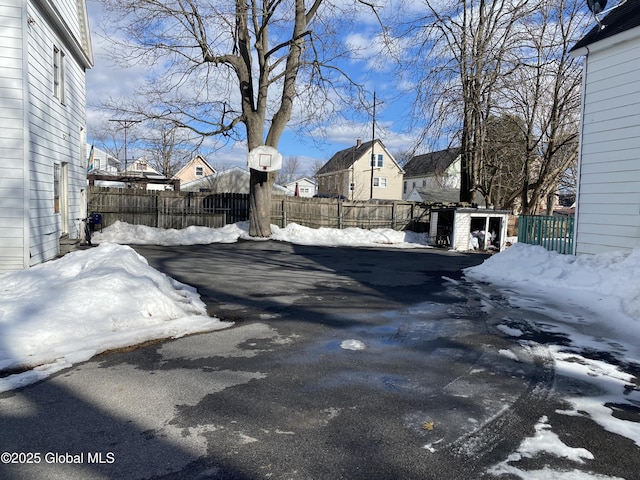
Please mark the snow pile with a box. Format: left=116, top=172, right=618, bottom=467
left=464, top=243, right=640, bottom=345
left=0, top=243, right=231, bottom=392
left=94, top=221, right=431, bottom=249
left=94, top=220, right=251, bottom=245
left=469, top=242, right=640, bottom=469
left=270, top=223, right=431, bottom=248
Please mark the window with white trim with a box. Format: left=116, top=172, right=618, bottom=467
left=373, top=177, right=387, bottom=188
left=370, top=154, right=383, bottom=168
left=195, top=166, right=204, bottom=176
left=54, top=163, right=60, bottom=212
left=53, top=46, right=65, bottom=104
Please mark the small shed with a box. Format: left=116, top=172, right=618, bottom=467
left=429, top=207, right=510, bottom=252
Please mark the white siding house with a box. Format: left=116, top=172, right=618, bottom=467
left=0, top=0, right=93, bottom=272
left=571, top=2, right=640, bottom=255
left=283, top=177, right=317, bottom=197
left=402, top=148, right=461, bottom=201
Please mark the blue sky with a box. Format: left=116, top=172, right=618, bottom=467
left=84, top=0, right=422, bottom=175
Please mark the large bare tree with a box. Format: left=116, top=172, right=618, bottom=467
left=498, top=0, right=586, bottom=214
left=406, top=0, right=588, bottom=210
left=410, top=0, right=533, bottom=203
left=100, top=0, right=365, bottom=236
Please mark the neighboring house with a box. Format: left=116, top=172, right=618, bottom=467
left=570, top=1, right=640, bottom=255
left=87, top=144, right=120, bottom=175
left=283, top=177, right=317, bottom=197
left=123, top=157, right=172, bottom=191
left=173, top=154, right=216, bottom=184
left=181, top=166, right=288, bottom=195
left=0, top=0, right=93, bottom=272
left=125, top=157, right=161, bottom=176
left=316, top=139, right=404, bottom=201
left=402, top=148, right=461, bottom=202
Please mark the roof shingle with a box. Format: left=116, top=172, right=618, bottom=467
left=316, top=140, right=377, bottom=175
left=403, top=148, right=460, bottom=178
left=571, top=0, right=640, bottom=52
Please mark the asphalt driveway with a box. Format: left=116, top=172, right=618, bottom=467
left=1, top=240, right=635, bottom=479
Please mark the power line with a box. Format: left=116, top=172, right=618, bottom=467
left=109, top=119, right=141, bottom=172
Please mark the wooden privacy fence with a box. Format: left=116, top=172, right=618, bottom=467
left=88, top=188, right=227, bottom=229
left=517, top=215, right=575, bottom=254
left=272, top=196, right=429, bottom=231
left=88, top=187, right=430, bottom=232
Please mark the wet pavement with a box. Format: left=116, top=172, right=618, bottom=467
left=1, top=240, right=638, bottom=479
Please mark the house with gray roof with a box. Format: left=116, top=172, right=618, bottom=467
left=402, top=148, right=461, bottom=203
left=316, top=139, right=403, bottom=201
left=182, top=166, right=288, bottom=195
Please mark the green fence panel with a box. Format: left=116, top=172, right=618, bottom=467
left=517, top=215, right=574, bottom=254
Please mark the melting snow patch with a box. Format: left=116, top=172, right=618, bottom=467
left=341, top=339, right=366, bottom=351
left=498, top=349, right=519, bottom=361
left=487, top=416, right=624, bottom=480
left=551, top=347, right=640, bottom=447
left=497, top=324, right=524, bottom=337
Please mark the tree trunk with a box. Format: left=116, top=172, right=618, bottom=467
left=249, top=170, right=273, bottom=237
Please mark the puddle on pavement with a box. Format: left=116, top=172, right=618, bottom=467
left=293, top=299, right=485, bottom=367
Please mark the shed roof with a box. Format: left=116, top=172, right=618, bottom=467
left=571, top=0, right=640, bottom=52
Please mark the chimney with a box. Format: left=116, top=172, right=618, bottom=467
left=356, top=138, right=362, bottom=148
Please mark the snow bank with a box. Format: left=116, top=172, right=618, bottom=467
left=0, top=244, right=231, bottom=391
left=94, top=220, right=251, bottom=245
left=465, top=243, right=640, bottom=321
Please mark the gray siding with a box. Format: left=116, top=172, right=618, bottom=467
left=0, top=0, right=28, bottom=272
left=26, top=0, right=88, bottom=266
left=576, top=32, right=640, bottom=255
left=0, top=0, right=89, bottom=272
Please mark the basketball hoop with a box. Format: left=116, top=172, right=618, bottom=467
left=247, top=146, right=283, bottom=172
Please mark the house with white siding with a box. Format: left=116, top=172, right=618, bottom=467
left=87, top=144, right=120, bottom=175
left=0, top=0, right=93, bottom=272
left=283, top=177, right=317, bottom=197
left=570, top=1, right=640, bottom=255
left=402, top=148, right=461, bottom=202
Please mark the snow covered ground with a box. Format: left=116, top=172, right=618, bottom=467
left=465, top=243, right=640, bottom=479
left=0, top=222, right=431, bottom=393
left=1, top=221, right=638, bottom=479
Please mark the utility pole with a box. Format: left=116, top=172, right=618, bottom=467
left=109, top=119, right=141, bottom=173
left=370, top=91, right=376, bottom=200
